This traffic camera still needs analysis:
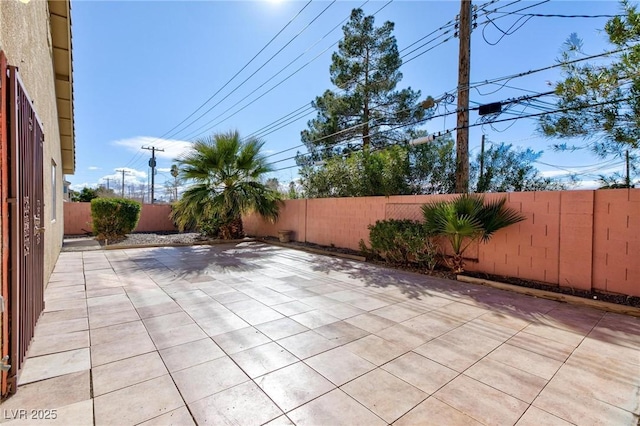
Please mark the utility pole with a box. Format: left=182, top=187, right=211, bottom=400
left=105, top=178, right=111, bottom=191
left=625, top=150, right=631, bottom=188
left=115, top=169, right=129, bottom=197
left=455, top=0, right=473, bottom=193
left=478, top=133, right=486, bottom=191
left=142, top=146, right=164, bottom=204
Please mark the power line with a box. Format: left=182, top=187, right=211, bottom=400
left=269, top=95, right=633, bottom=173
left=162, top=0, right=337, bottom=142
left=121, top=0, right=313, bottom=169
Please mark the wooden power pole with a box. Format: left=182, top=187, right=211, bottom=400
left=142, top=146, right=164, bottom=204
left=455, top=0, right=473, bottom=193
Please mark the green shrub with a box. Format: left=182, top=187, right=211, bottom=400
left=91, top=198, right=141, bottom=240
left=360, top=219, right=438, bottom=270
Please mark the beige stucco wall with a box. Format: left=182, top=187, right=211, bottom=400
left=0, top=0, right=65, bottom=282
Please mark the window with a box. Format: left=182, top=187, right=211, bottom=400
left=51, top=160, right=57, bottom=221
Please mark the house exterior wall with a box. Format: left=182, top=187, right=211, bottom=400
left=243, top=189, right=640, bottom=297
left=0, top=0, right=65, bottom=281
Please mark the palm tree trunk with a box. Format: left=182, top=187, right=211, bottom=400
left=220, top=216, right=244, bottom=240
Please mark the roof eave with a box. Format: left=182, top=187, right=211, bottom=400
left=48, top=0, right=75, bottom=175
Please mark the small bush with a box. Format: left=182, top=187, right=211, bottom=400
left=91, top=198, right=141, bottom=240
left=360, top=219, right=438, bottom=270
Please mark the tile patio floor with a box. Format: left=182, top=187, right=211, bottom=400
left=2, top=242, right=639, bottom=425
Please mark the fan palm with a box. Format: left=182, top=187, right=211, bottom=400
left=171, top=131, right=281, bottom=239
left=422, top=194, right=525, bottom=273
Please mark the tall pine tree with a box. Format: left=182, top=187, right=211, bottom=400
left=300, top=8, right=426, bottom=163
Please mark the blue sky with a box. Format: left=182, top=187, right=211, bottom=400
left=70, top=0, right=628, bottom=196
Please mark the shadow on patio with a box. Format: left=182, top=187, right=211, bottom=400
left=2, top=242, right=638, bottom=425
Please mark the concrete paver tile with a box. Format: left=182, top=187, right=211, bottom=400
left=89, top=308, right=140, bottom=329
left=34, top=317, right=89, bottom=337
left=92, top=352, right=168, bottom=396
left=505, top=331, right=575, bottom=362
left=381, top=351, right=458, bottom=395
left=522, top=322, right=586, bottom=347
left=257, top=362, right=335, bottom=413
left=341, top=368, right=427, bottom=423
left=313, top=321, right=369, bottom=345
left=376, top=324, right=433, bottom=350
left=256, top=317, right=309, bottom=341
left=90, top=333, right=156, bottom=367
left=394, top=397, right=483, bottom=426
left=18, top=348, right=91, bottom=385
left=189, top=381, right=283, bottom=426
left=213, top=327, right=272, bottom=354
left=291, top=310, right=340, bottom=329
left=197, top=313, right=249, bottom=337
left=515, top=406, right=574, bottom=426
left=464, top=358, right=548, bottom=403
left=288, top=389, right=386, bottom=426
left=159, top=338, right=225, bottom=372
left=0, top=371, right=90, bottom=415
left=93, top=374, right=183, bottom=425
left=147, top=322, right=208, bottom=350
left=400, top=311, right=465, bottom=339
left=89, top=320, right=148, bottom=346
left=270, top=301, right=314, bottom=317
left=263, top=415, right=295, bottom=426
left=434, top=375, right=528, bottom=425
left=305, top=347, right=376, bottom=386
left=486, top=343, right=564, bottom=380
left=344, top=313, right=396, bottom=334
left=37, top=308, right=88, bottom=324
left=533, top=378, right=638, bottom=425
left=344, top=335, right=408, bottom=366
left=231, top=342, right=299, bottom=378
left=319, top=303, right=365, bottom=320
left=346, top=296, right=391, bottom=311
left=414, top=331, right=502, bottom=372
left=235, top=307, right=286, bottom=326
left=28, top=330, right=89, bottom=357
left=138, top=406, right=196, bottom=426
left=277, top=330, right=337, bottom=359
left=141, top=311, right=194, bottom=332
left=548, top=361, right=640, bottom=412
left=211, top=290, right=252, bottom=304
left=371, top=303, right=424, bottom=323
left=171, top=356, right=249, bottom=403
left=136, top=301, right=184, bottom=319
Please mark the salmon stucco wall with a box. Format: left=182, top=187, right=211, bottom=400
left=244, top=189, right=640, bottom=297
left=64, top=203, right=176, bottom=235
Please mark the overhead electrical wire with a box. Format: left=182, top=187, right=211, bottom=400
left=121, top=0, right=314, bottom=168
left=268, top=94, right=633, bottom=173
left=161, top=0, right=339, bottom=142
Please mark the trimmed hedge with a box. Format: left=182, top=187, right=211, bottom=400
left=91, top=198, right=141, bottom=240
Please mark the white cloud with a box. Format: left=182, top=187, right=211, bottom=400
left=112, top=136, right=192, bottom=161
left=88, top=166, right=100, bottom=171
left=157, top=167, right=172, bottom=173
left=69, top=182, right=96, bottom=190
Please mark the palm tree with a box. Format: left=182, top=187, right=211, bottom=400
left=422, top=194, right=525, bottom=273
left=171, top=131, right=281, bottom=239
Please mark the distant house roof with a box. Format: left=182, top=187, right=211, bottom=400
left=48, top=0, right=75, bottom=174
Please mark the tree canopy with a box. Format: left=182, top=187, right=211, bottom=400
left=539, top=1, right=640, bottom=159
left=300, top=8, right=426, bottom=163
left=171, top=131, right=281, bottom=239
